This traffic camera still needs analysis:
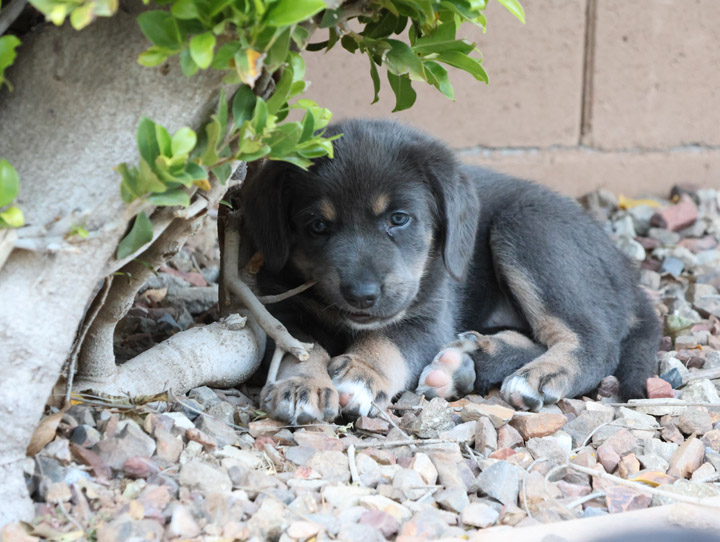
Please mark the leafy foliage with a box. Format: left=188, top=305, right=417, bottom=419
left=0, top=159, right=24, bottom=228
left=0, top=34, right=21, bottom=91
left=27, top=0, right=119, bottom=30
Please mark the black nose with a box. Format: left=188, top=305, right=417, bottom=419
left=341, top=281, right=380, bottom=309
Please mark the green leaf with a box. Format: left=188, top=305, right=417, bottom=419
left=216, top=88, right=228, bottom=135
left=0, top=206, right=23, bottom=228
left=238, top=144, right=271, bottom=162
left=266, top=67, right=293, bottom=114
left=264, top=0, right=326, bottom=27
left=0, top=159, right=20, bottom=207
left=185, top=162, right=208, bottom=180
left=147, top=188, right=191, bottom=207
left=273, top=153, right=312, bottom=169
left=424, top=60, right=455, bottom=100
left=300, top=111, right=315, bottom=142
left=265, top=27, right=291, bottom=71
left=137, top=159, right=168, bottom=193
left=171, top=127, right=197, bottom=156
left=137, top=11, right=182, bottom=49
left=137, top=117, right=161, bottom=167
left=385, top=39, right=425, bottom=81
left=189, top=32, right=215, bottom=69
left=171, top=0, right=199, bottom=19
left=267, top=123, right=303, bottom=158
left=252, top=98, right=269, bottom=133
left=138, top=46, right=170, bottom=67
left=232, top=85, right=257, bottom=128
left=212, top=42, right=241, bottom=69
left=0, top=35, right=21, bottom=90
left=412, top=21, right=474, bottom=54
left=155, top=124, right=172, bottom=157
left=69, top=3, right=94, bottom=30
left=180, top=47, right=199, bottom=76
left=234, top=47, right=263, bottom=86
left=387, top=72, right=416, bottom=112
left=116, top=211, right=154, bottom=259
left=212, top=163, right=232, bottom=185
left=497, top=0, right=525, bottom=23
left=436, top=50, right=488, bottom=83
left=320, top=8, right=342, bottom=28
left=117, top=163, right=141, bottom=203
left=368, top=54, right=381, bottom=104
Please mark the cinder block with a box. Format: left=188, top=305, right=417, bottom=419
left=588, top=0, right=720, bottom=149
left=461, top=147, right=720, bottom=197
left=303, top=0, right=587, bottom=148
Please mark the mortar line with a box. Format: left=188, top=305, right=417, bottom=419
left=580, top=0, right=598, bottom=143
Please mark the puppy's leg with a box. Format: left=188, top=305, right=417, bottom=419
left=328, top=335, right=410, bottom=418
left=261, top=345, right=339, bottom=424
left=416, top=331, right=545, bottom=400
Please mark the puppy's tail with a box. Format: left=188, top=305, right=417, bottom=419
left=614, top=290, right=662, bottom=400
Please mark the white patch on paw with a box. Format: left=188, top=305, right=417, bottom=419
left=334, top=380, right=374, bottom=417
left=501, top=375, right=543, bottom=410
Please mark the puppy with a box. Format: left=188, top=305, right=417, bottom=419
left=239, top=119, right=660, bottom=423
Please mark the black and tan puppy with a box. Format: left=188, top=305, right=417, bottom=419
left=240, top=119, right=660, bottom=423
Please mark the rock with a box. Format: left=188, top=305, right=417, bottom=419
left=410, top=453, right=438, bottom=486
left=154, top=428, right=183, bottom=463
left=166, top=285, right=218, bottom=314
left=667, top=436, right=705, bottom=479
left=337, top=523, right=385, bottom=542
left=630, top=398, right=686, bottom=417
left=660, top=368, right=683, bottom=389
left=691, top=462, right=717, bottom=482
left=409, top=397, right=455, bottom=438
left=563, top=410, right=614, bottom=447
left=70, top=425, right=101, bottom=448
left=94, top=421, right=156, bottom=471
left=637, top=454, right=670, bottom=472
left=510, top=412, right=567, bottom=440
left=358, top=510, right=400, bottom=539
left=617, top=407, right=660, bottom=432
left=356, top=416, right=390, bottom=434
left=195, top=415, right=239, bottom=447
left=440, top=420, right=477, bottom=444
left=322, top=486, right=373, bottom=509
left=557, top=480, right=591, bottom=498
left=460, top=403, right=515, bottom=427
left=435, top=486, right=470, bottom=513
left=428, top=445, right=477, bottom=492
left=618, top=453, right=641, bottom=479
left=640, top=269, right=662, bottom=290
left=477, top=460, right=520, bottom=506
left=651, top=194, right=699, bottom=232
left=602, top=429, right=640, bottom=457
left=597, top=444, right=621, bottom=473
left=648, top=227, right=681, bottom=245
left=187, top=386, right=221, bottom=408
left=179, top=459, right=232, bottom=494
left=247, top=497, right=287, bottom=541
left=616, top=236, right=646, bottom=261
left=163, top=411, right=196, bottom=431
left=702, top=429, right=720, bottom=452
left=393, top=468, right=427, bottom=500
left=660, top=256, right=684, bottom=276
left=307, top=451, right=350, bottom=484
left=647, top=377, right=675, bottom=399
left=286, top=446, right=315, bottom=466
left=678, top=407, right=713, bottom=435
left=356, top=452, right=382, bottom=487
left=167, top=504, right=201, bottom=538
left=45, top=482, right=71, bottom=503
left=96, top=514, right=164, bottom=542
left=123, top=456, right=159, bottom=479
left=474, top=417, right=498, bottom=453
left=526, top=436, right=569, bottom=465
left=497, top=424, right=524, bottom=449
left=461, top=502, right=499, bottom=528
left=652, top=478, right=719, bottom=506
left=605, top=486, right=652, bottom=514
left=659, top=354, right=690, bottom=378
left=215, top=446, right=265, bottom=470
left=682, top=379, right=720, bottom=403
left=358, top=495, right=412, bottom=522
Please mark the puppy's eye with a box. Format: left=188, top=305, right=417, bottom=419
left=389, top=212, right=411, bottom=228
left=308, top=219, right=329, bottom=236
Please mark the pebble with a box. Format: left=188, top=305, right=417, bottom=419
left=477, top=461, right=520, bottom=506
left=307, top=451, right=350, bottom=484
left=167, top=504, right=201, bottom=538
left=651, top=194, right=699, bottom=231
left=667, top=436, right=705, bottom=478
left=647, top=377, right=675, bottom=399
left=410, top=452, right=438, bottom=486
left=474, top=417, right=498, bottom=453
left=597, top=444, right=621, bottom=473
left=410, top=397, right=456, bottom=438
left=563, top=410, right=614, bottom=447
left=359, top=495, right=412, bottom=522
left=497, top=424, right=524, bottom=449
left=435, top=486, right=470, bottom=513
left=460, top=403, right=515, bottom=427
left=392, top=469, right=427, bottom=501
left=461, top=502, right=499, bottom=528
left=677, top=407, right=713, bottom=435
left=509, top=412, right=567, bottom=440
left=358, top=510, right=400, bottom=538
left=605, top=486, right=652, bottom=514
left=179, top=459, right=232, bottom=494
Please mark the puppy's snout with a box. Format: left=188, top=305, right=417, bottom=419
left=341, top=281, right=381, bottom=309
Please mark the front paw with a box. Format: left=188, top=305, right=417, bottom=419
left=415, top=332, right=480, bottom=400
left=328, top=354, right=392, bottom=418
left=501, top=360, right=572, bottom=411
left=261, top=375, right=339, bottom=424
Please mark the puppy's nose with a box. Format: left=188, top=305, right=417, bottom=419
left=341, top=281, right=380, bottom=309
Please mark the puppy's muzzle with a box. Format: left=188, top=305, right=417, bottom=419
left=341, top=280, right=381, bottom=309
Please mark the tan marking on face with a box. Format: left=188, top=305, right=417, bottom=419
left=372, top=193, right=390, bottom=215
left=318, top=199, right=336, bottom=221
left=347, top=335, right=410, bottom=396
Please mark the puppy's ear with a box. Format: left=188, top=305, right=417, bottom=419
left=421, top=144, right=480, bottom=281
left=240, top=162, right=291, bottom=273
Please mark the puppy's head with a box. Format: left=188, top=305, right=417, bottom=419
left=241, top=119, right=479, bottom=330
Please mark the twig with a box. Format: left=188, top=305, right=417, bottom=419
left=683, top=367, right=720, bottom=383
left=609, top=400, right=720, bottom=408
left=57, top=500, right=85, bottom=533
left=565, top=491, right=606, bottom=510
left=348, top=444, right=361, bottom=486
left=353, top=438, right=458, bottom=450
left=0, top=0, right=27, bottom=36
left=258, top=281, right=316, bottom=304
left=222, top=213, right=313, bottom=384
left=416, top=487, right=439, bottom=503
left=566, top=463, right=720, bottom=508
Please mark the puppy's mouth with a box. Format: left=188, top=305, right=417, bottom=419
left=342, top=309, right=406, bottom=329
left=346, top=312, right=380, bottom=324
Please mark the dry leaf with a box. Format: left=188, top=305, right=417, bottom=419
left=27, top=409, right=66, bottom=456
left=618, top=194, right=662, bottom=210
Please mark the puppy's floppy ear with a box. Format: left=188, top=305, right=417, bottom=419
left=240, top=162, right=291, bottom=273
left=419, top=141, right=480, bottom=281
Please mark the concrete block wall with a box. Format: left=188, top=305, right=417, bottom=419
left=302, top=0, right=720, bottom=197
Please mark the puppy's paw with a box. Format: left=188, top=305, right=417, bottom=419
left=415, top=332, right=484, bottom=399
left=501, top=360, right=572, bottom=411
left=328, top=354, right=391, bottom=418
left=261, top=375, right=339, bottom=424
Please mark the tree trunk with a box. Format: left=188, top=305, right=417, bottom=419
left=0, top=2, right=224, bottom=526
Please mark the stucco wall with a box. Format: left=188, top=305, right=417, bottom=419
left=302, top=0, right=720, bottom=197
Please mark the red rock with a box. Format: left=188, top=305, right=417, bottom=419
left=667, top=436, right=705, bottom=478
left=497, top=424, right=524, bottom=449
left=355, top=416, right=390, bottom=434
left=647, top=377, right=675, bottom=399
left=253, top=436, right=275, bottom=450
left=605, top=486, right=652, bottom=514
left=637, top=236, right=661, bottom=250
left=571, top=448, right=597, bottom=468
left=597, top=444, right=620, bottom=473
left=679, top=235, right=718, bottom=253
left=557, top=398, right=586, bottom=418
left=186, top=428, right=218, bottom=450
left=557, top=480, right=591, bottom=498
left=650, top=194, right=698, bottom=231
left=293, top=431, right=344, bottom=451
left=659, top=337, right=673, bottom=351
left=123, top=456, right=159, bottom=479
left=618, top=453, right=640, bottom=479
left=509, top=412, right=567, bottom=440
left=489, top=448, right=517, bottom=460
left=359, top=510, right=400, bottom=538
left=661, top=424, right=685, bottom=445
left=248, top=419, right=285, bottom=438
left=603, top=429, right=639, bottom=457
left=361, top=448, right=395, bottom=465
